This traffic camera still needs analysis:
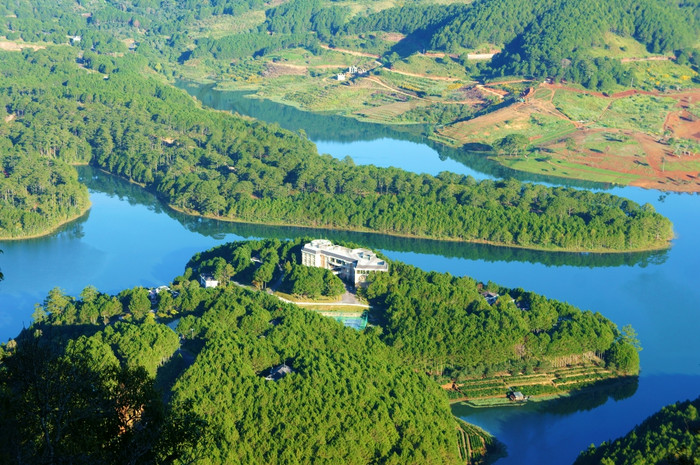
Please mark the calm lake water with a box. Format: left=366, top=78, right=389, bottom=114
left=1, top=84, right=699, bottom=464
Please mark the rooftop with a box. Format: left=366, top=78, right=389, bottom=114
left=302, top=239, right=387, bottom=269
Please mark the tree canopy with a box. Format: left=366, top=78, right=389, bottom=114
left=575, top=396, right=700, bottom=465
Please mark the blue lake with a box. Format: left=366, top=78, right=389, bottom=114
left=1, top=84, right=699, bottom=464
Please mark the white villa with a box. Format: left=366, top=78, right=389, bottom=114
left=200, top=274, right=219, bottom=288
left=301, top=239, right=389, bottom=285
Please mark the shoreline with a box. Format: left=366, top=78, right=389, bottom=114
left=0, top=202, right=92, bottom=241
left=180, top=77, right=700, bottom=194
left=449, top=375, right=639, bottom=408
left=167, top=204, right=672, bottom=255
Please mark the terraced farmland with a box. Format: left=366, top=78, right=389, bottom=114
left=447, top=363, right=620, bottom=407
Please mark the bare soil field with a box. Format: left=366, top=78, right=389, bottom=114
left=442, top=82, right=700, bottom=191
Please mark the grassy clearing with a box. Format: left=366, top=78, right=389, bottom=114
left=495, top=154, right=641, bottom=185
left=588, top=32, right=658, bottom=59
left=355, top=100, right=426, bottom=122
left=274, top=290, right=342, bottom=303
left=441, top=105, right=575, bottom=146
left=392, top=54, right=472, bottom=80
left=625, top=60, right=699, bottom=91
left=190, top=11, right=266, bottom=39
left=448, top=363, right=620, bottom=408
left=552, top=91, right=610, bottom=122
left=378, top=68, right=455, bottom=97
left=596, top=94, right=676, bottom=134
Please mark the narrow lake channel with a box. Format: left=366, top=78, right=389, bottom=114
left=1, top=83, right=698, bottom=464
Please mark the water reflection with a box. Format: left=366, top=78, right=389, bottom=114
left=178, top=82, right=613, bottom=190
left=79, top=166, right=666, bottom=269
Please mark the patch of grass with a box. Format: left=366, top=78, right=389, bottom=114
left=494, top=154, right=640, bottom=185
left=391, top=54, right=471, bottom=80
left=378, top=68, right=454, bottom=97
left=588, top=32, right=658, bottom=59
left=190, top=11, right=266, bottom=39
left=274, top=290, right=341, bottom=303
left=596, top=94, right=676, bottom=134
left=625, top=60, right=699, bottom=91
left=552, top=90, right=610, bottom=122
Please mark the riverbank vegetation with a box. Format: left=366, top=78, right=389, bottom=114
left=575, top=396, right=700, bottom=465
left=0, top=48, right=673, bottom=250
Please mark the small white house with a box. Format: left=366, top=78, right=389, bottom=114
left=336, top=73, right=346, bottom=81
left=200, top=274, right=219, bottom=288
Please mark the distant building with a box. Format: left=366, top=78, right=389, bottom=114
left=336, top=73, right=346, bottom=81
left=148, top=285, right=171, bottom=302
left=200, top=274, right=219, bottom=288
left=265, top=363, right=293, bottom=381
left=481, top=291, right=499, bottom=305
left=301, top=239, right=388, bottom=285
left=348, top=65, right=358, bottom=74
left=509, top=391, right=526, bottom=401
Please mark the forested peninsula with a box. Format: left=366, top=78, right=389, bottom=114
left=1, top=253, right=466, bottom=464
left=1, top=237, right=640, bottom=463
left=575, top=396, right=700, bottom=465
left=0, top=48, right=673, bottom=251
left=189, top=239, right=642, bottom=380
left=0, top=154, right=89, bottom=239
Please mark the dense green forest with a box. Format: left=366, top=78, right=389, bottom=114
left=0, top=153, right=89, bottom=238
left=0, top=324, right=203, bottom=464
left=246, top=0, right=700, bottom=89
left=0, top=48, right=673, bottom=250
left=1, top=259, right=467, bottom=464
left=3, top=0, right=696, bottom=91
left=341, top=0, right=699, bottom=89
left=187, top=239, right=642, bottom=377
left=575, top=396, right=700, bottom=465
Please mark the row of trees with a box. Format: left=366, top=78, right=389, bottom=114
left=0, top=48, right=673, bottom=251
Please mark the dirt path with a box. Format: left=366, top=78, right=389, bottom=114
left=385, top=67, right=460, bottom=82
left=365, top=76, right=428, bottom=100
left=0, top=40, right=45, bottom=51
left=620, top=56, right=673, bottom=63
left=320, top=44, right=380, bottom=59
left=476, top=84, right=506, bottom=99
